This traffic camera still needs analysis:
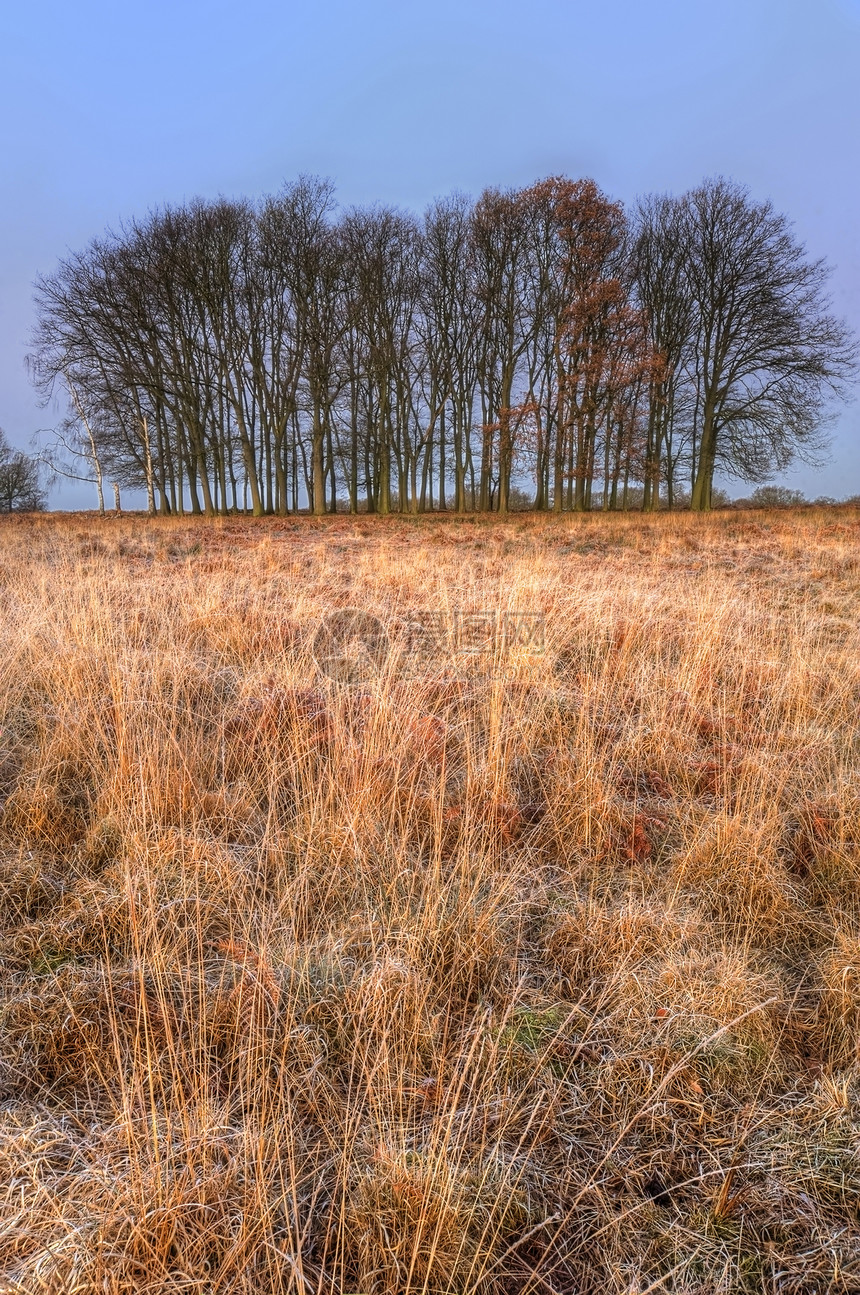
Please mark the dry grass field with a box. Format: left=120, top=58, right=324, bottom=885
left=1, top=508, right=859, bottom=1294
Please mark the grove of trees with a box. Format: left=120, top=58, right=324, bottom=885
left=29, top=175, right=856, bottom=515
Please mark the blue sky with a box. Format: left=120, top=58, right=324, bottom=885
left=1, top=0, right=858, bottom=507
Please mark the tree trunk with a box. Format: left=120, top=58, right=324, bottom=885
left=311, top=403, right=326, bottom=516
left=691, top=400, right=717, bottom=511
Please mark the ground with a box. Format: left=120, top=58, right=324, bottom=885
left=0, top=508, right=859, bottom=1294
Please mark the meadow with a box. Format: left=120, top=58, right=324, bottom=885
left=0, top=508, right=858, bottom=1294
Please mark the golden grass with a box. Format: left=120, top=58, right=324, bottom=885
left=0, top=507, right=859, bottom=1293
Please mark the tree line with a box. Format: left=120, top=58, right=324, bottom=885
left=29, top=175, right=856, bottom=515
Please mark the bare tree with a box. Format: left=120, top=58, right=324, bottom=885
left=677, top=178, right=856, bottom=510
left=419, top=194, right=480, bottom=511
left=632, top=194, right=696, bottom=510
left=472, top=187, right=538, bottom=513
left=340, top=206, right=421, bottom=514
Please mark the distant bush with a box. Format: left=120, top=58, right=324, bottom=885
left=670, top=486, right=732, bottom=510
left=507, top=485, right=535, bottom=511
left=744, top=485, right=808, bottom=508
left=0, top=429, right=47, bottom=513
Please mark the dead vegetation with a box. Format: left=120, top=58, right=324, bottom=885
left=0, top=507, right=859, bottom=1293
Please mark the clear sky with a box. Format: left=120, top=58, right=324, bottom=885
left=1, top=0, right=858, bottom=507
